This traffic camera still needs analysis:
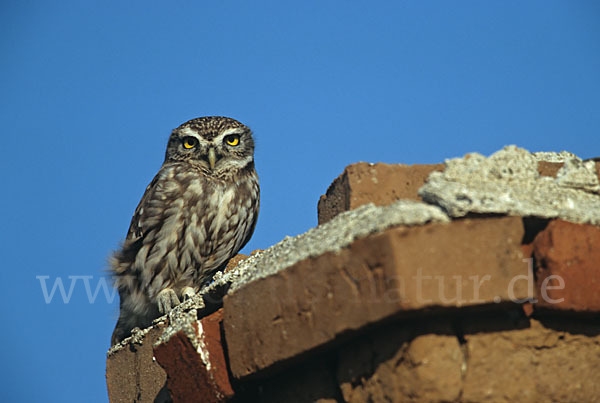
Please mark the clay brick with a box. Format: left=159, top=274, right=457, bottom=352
left=106, top=325, right=169, bottom=403
left=338, top=314, right=600, bottom=402
left=533, top=220, right=600, bottom=311
left=153, top=309, right=234, bottom=403
left=337, top=320, right=463, bottom=403
left=462, top=316, right=600, bottom=402
left=317, top=162, right=444, bottom=224
left=224, top=216, right=532, bottom=379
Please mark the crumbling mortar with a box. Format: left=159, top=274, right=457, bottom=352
left=107, top=321, right=164, bottom=357
left=418, top=146, right=600, bottom=225
left=154, top=309, right=199, bottom=348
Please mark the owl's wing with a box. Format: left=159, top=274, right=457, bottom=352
left=238, top=206, right=259, bottom=251
left=236, top=179, right=260, bottom=252
left=125, top=171, right=163, bottom=241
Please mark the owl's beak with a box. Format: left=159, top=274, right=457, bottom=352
left=208, top=147, right=217, bottom=170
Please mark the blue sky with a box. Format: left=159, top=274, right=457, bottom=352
left=1, top=1, right=599, bottom=401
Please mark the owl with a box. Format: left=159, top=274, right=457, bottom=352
left=110, top=116, right=259, bottom=345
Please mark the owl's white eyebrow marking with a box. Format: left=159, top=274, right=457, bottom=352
left=215, top=127, right=245, bottom=143
left=179, top=127, right=210, bottom=146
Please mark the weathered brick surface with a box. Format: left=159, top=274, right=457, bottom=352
left=224, top=216, right=532, bottom=379
left=106, top=325, right=170, bottom=403
left=317, top=162, right=444, bottom=224
left=533, top=220, right=600, bottom=311
left=335, top=314, right=600, bottom=403
left=462, top=316, right=600, bottom=402
left=153, top=309, right=233, bottom=403
left=337, top=322, right=463, bottom=403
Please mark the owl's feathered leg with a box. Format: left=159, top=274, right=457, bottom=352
left=157, top=288, right=180, bottom=314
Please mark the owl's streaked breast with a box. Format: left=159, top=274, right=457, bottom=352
left=138, top=164, right=259, bottom=299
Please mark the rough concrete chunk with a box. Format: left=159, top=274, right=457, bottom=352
left=533, top=220, right=600, bottom=312
left=224, top=216, right=531, bottom=379
left=153, top=309, right=234, bottom=403
left=317, top=162, right=444, bottom=224
left=419, top=146, right=600, bottom=225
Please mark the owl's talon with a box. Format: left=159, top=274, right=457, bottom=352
left=181, top=286, right=196, bottom=301
left=157, top=288, right=180, bottom=314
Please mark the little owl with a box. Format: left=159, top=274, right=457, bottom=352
left=110, top=116, right=259, bottom=345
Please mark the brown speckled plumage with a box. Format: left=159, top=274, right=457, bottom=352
left=110, top=116, right=259, bottom=345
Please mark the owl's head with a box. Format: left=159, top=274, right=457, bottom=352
left=165, top=116, right=255, bottom=176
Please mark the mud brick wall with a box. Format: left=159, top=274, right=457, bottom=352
left=106, top=147, right=600, bottom=403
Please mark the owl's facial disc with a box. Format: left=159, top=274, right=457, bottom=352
left=166, top=119, right=254, bottom=175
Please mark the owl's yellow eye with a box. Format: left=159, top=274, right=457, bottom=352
left=183, top=137, right=198, bottom=149
left=224, top=134, right=240, bottom=146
